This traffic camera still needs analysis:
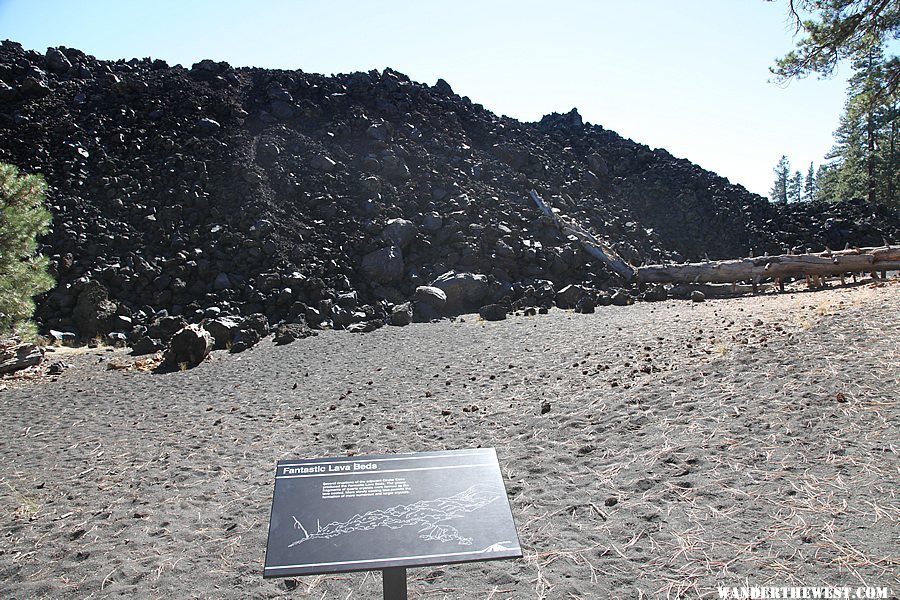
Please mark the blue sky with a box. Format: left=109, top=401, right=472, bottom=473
left=0, top=0, right=855, bottom=197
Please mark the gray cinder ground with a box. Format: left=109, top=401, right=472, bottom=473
left=1, top=282, right=897, bottom=599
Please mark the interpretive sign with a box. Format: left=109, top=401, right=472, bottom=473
left=263, top=448, right=522, bottom=579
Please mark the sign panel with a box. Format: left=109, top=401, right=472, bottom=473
left=263, top=448, right=522, bottom=578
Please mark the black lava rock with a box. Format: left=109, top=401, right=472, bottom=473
left=0, top=39, right=894, bottom=341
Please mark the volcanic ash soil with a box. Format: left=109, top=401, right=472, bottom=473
left=0, top=281, right=898, bottom=598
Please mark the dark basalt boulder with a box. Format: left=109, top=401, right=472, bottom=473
left=131, top=336, right=165, bottom=356
left=203, top=317, right=241, bottom=350
left=478, top=304, right=508, bottom=322
left=361, top=246, right=404, bottom=284
left=163, top=325, right=212, bottom=368
left=0, top=38, right=894, bottom=343
left=390, top=302, right=413, bottom=326
left=431, top=271, right=491, bottom=315
left=273, top=321, right=317, bottom=345
left=72, top=281, right=117, bottom=340
left=574, top=295, right=596, bottom=314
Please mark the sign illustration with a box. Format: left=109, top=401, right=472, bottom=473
left=263, top=448, right=522, bottom=578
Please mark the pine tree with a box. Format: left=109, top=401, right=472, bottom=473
left=803, top=162, right=816, bottom=201
left=770, top=0, right=899, bottom=98
left=769, top=1, right=898, bottom=207
left=874, top=75, right=899, bottom=205
left=0, top=163, right=54, bottom=337
left=815, top=163, right=841, bottom=202
left=788, top=170, right=804, bottom=203
left=770, top=155, right=791, bottom=204
left=818, top=46, right=899, bottom=206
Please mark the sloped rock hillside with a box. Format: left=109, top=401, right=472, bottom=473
left=1, top=40, right=898, bottom=344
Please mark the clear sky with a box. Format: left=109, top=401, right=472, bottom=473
left=0, top=0, right=855, bottom=198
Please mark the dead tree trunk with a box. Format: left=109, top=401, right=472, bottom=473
left=0, top=340, right=44, bottom=375
left=529, top=190, right=898, bottom=291
left=635, top=247, right=900, bottom=285
left=530, top=191, right=637, bottom=282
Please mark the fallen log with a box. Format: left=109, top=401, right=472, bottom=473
left=528, top=191, right=898, bottom=290
left=530, top=190, right=638, bottom=282
left=0, top=340, right=44, bottom=375
left=636, top=247, right=900, bottom=285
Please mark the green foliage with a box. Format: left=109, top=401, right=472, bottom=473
left=770, top=155, right=791, bottom=203
left=769, top=1, right=898, bottom=207
left=769, top=0, right=899, bottom=95
left=0, top=163, right=54, bottom=336
left=818, top=47, right=899, bottom=205
left=788, top=170, right=805, bottom=203
left=772, top=159, right=808, bottom=204
left=772, top=159, right=822, bottom=203
left=803, top=162, right=817, bottom=201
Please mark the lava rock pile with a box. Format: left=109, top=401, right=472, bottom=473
left=1, top=40, right=898, bottom=349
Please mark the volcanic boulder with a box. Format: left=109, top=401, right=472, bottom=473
left=390, top=302, right=413, bottom=326
left=163, top=325, right=213, bottom=369
left=72, top=281, right=117, bottom=340
left=431, top=271, right=491, bottom=315
left=362, top=246, right=404, bottom=284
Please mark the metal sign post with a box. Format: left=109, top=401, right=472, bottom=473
left=382, top=567, right=407, bottom=600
